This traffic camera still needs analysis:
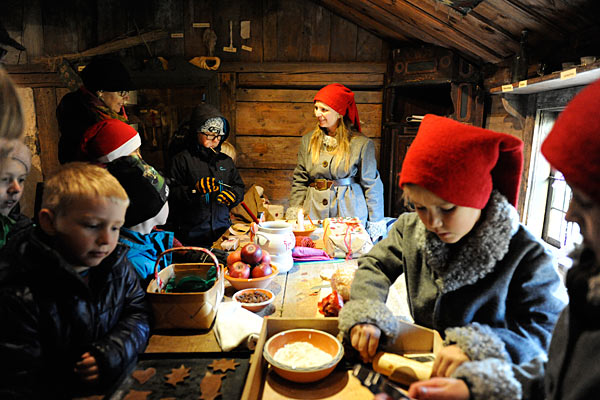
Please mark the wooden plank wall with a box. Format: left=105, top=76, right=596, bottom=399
left=217, top=62, right=385, bottom=207
left=3, top=0, right=390, bottom=213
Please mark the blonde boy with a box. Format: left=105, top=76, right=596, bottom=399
left=0, top=162, right=150, bottom=398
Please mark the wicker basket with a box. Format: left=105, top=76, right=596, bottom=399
left=146, top=246, right=224, bottom=330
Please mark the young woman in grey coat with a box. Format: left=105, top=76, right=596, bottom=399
left=407, top=79, right=600, bottom=400
left=286, top=83, right=386, bottom=242
left=339, top=115, right=565, bottom=378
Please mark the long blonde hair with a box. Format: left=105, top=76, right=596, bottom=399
left=308, top=116, right=354, bottom=171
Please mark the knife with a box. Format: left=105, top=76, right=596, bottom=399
left=352, top=364, right=413, bottom=400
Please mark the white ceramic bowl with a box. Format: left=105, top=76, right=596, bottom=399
left=263, top=329, right=344, bottom=383
left=232, top=287, right=274, bottom=312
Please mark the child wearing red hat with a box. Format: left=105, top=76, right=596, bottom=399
left=339, top=114, right=565, bottom=379
left=406, top=79, right=600, bottom=400
left=286, top=83, right=387, bottom=242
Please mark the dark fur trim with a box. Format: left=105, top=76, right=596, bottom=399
left=452, top=358, right=522, bottom=400
left=422, top=190, right=519, bottom=293
left=444, top=322, right=510, bottom=361
left=338, top=298, right=400, bottom=345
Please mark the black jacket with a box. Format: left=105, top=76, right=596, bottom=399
left=167, top=104, right=244, bottom=246
left=0, top=228, right=151, bottom=399
left=56, top=88, right=100, bottom=164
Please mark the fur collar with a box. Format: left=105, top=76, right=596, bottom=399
left=419, top=190, right=520, bottom=293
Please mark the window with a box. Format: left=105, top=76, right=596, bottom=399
left=524, top=108, right=582, bottom=270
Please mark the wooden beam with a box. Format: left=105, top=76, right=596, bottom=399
left=402, top=0, right=518, bottom=58
left=236, top=88, right=383, bottom=103
left=311, top=0, right=411, bottom=43
left=219, top=62, right=387, bottom=74
left=365, top=0, right=504, bottom=63
left=237, top=72, right=384, bottom=88
left=33, top=88, right=61, bottom=177
left=32, top=30, right=168, bottom=63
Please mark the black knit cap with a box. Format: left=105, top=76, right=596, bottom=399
left=106, top=155, right=169, bottom=227
left=81, top=58, right=135, bottom=93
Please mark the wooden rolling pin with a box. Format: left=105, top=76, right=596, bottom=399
left=372, top=352, right=434, bottom=386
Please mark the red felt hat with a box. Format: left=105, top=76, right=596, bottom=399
left=314, top=83, right=361, bottom=132
left=542, top=78, right=600, bottom=204
left=81, top=119, right=141, bottom=163
left=399, top=114, right=524, bottom=209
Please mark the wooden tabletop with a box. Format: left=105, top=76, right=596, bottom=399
left=145, top=258, right=354, bottom=353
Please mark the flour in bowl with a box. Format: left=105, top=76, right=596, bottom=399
left=273, top=341, right=333, bottom=369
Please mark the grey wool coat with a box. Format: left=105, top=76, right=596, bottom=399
left=288, top=131, right=384, bottom=226
left=453, top=247, right=600, bottom=400
left=339, top=191, right=566, bottom=365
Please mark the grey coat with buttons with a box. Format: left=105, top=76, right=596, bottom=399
left=288, top=131, right=384, bottom=225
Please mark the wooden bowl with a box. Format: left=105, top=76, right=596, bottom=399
left=293, top=224, right=316, bottom=237
left=232, top=288, right=274, bottom=312
left=224, top=264, right=278, bottom=291
left=263, top=329, right=344, bottom=383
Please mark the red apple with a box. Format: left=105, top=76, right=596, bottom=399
left=251, top=260, right=273, bottom=278
left=241, top=243, right=263, bottom=265
left=227, top=249, right=242, bottom=267
left=228, top=261, right=251, bottom=279
left=260, top=250, right=271, bottom=266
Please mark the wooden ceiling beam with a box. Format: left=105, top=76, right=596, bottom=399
left=312, top=0, right=411, bottom=43
left=365, top=0, right=504, bottom=63
left=402, top=0, right=519, bottom=58
left=329, top=0, right=448, bottom=47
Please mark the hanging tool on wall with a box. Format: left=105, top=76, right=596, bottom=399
left=223, top=20, right=237, bottom=53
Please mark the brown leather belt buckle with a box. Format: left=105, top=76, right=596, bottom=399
left=313, top=178, right=331, bottom=190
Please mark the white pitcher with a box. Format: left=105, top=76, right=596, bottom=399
left=253, top=221, right=295, bottom=273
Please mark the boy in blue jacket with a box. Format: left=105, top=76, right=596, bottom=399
left=0, top=162, right=150, bottom=399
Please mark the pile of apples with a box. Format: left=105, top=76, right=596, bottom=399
left=226, top=243, right=273, bottom=279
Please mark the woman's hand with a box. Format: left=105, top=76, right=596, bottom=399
left=350, top=323, right=381, bottom=362
left=431, top=345, right=470, bottom=377
left=408, top=377, right=470, bottom=400
left=74, top=352, right=100, bottom=384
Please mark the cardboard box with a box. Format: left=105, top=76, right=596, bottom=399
left=241, top=317, right=441, bottom=399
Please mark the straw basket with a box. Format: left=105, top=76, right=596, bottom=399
left=146, top=247, right=224, bottom=330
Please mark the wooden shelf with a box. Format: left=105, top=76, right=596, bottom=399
left=490, top=61, right=600, bottom=95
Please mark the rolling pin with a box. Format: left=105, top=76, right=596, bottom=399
left=372, top=352, right=434, bottom=386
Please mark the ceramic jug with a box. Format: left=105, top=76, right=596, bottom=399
left=253, top=221, right=295, bottom=273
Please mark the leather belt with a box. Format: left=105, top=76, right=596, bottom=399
left=309, top=177, right=357, bottom=190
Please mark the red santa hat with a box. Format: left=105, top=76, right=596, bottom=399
left=399, top=114, right=524, bottom=209
left=314, top=83, right=361, bottom=132
left=81, top=119, right=141, bottom=163
left=542, top=78, right=600, bottom=203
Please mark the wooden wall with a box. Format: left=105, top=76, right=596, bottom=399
left=221, top=62, right=385, bottom=206
left=2, top=0, right=390, bottom=213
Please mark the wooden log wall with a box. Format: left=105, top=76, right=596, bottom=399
left=3, top=0, right=390, bottom=213
left=222, top=62, right=386, bottom=207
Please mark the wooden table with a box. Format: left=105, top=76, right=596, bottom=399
left=146, top=223, right=411, bottom=353
left=145, top=258, right=356, bottom=353
left=146, top=256, right=410, bottom=353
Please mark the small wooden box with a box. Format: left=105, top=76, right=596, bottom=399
left=241, top=317, right=442, bottom=400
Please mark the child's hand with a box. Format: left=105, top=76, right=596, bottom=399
left=350, top=323, right=381, bottom=362
left=408, top=377, right=470, bottom=400
left=74, top=352, right=100, bottom=384
left=195, top=177, right=219, bottom=194
left=217, top=189, right=236, bottom=206
left=431, top=345, right=469, bottom=377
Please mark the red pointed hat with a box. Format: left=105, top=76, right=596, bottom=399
left=314, top=83, right=361, bottom=132
left=542, top=78, right=600, bottom=203
left=399, top=115, right=524, bottom=209
left=81, top=119, right=141, bottom=163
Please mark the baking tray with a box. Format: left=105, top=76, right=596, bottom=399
left=107, top=351, right=251, bottom=399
